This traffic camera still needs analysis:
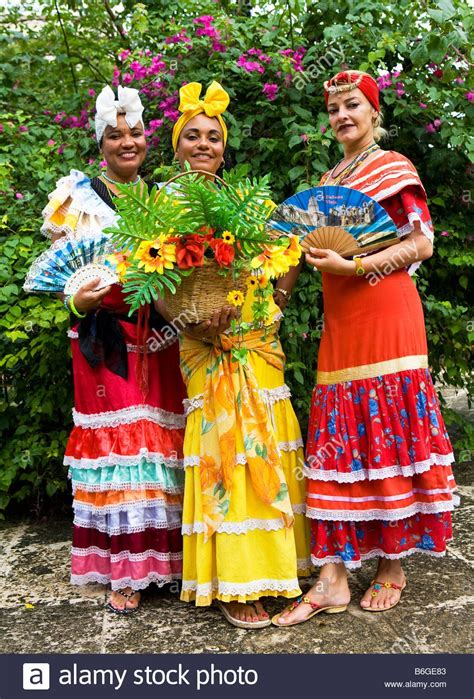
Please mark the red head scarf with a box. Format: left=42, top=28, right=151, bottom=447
left=324, top=70, right=380, bottom=111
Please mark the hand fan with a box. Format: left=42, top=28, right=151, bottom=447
left=267, top=186, right=399, bottom=258
left=23, top=233, right=118, bottom=295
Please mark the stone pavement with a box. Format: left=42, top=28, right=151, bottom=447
left=0, top=391, right=472, bottom=654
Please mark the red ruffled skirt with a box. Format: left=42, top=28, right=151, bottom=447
left=305, top=270, right=456, bottom=568
left=66, top=287, right=186, bottom=590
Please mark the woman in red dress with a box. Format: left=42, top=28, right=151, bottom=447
left=40, top=86, right=186, bottom=614
left=273, top=70, right=456, bottom=625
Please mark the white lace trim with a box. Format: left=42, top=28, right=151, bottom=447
left=292, top=503, right=306, bottom=515
left=181, top=577, right=300, bottom=597
left=67, top=329, right=177, bottom=354
left=73, top=517, right=182, bottom=535
left=72, top=546, right=183, bottom=563
left=183, top=395, right=204, bottom=416
left=70, top=572, right=181, bottom=590
left=182, top=517, right=286, bottom=536
left=306, top=499, right=456, bottom=522
left=183, top=385, right=292, bottom=417
left=72, top=498, right=182, bottom=515
left=70, top=480, right=183, bottom=495
left=72, top=405, right=186, bottom=430
left=311, top=545, right=449, bottom=570
left=64, top=452, right=183, bottom=470
left=304, top=452, right=455, bottom=483
left=183, top=440, right=302, bottom=469
left=279, top=438, right=304, bottom=452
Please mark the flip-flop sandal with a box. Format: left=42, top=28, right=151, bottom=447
left=216, top=601, right=271, bottom=629
left=362, top=579, right=407, bottom=613
left=107, top=589, right=141, bottom=615
left=271, top=595, right=348, bottom=627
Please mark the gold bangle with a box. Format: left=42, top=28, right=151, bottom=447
left=69, top=295, right=86, bottom=318
left=354, top=256, right=366, bottom=276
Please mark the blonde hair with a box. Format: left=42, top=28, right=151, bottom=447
left=373, top=110, right=388, bottom=142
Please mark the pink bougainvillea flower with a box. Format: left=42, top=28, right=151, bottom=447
left=433, top=118, right=442, bottom=129
left=118, top=49, right=131, bottom=62
left=47, top=139, right=55, bottom=146
left=211, top=40, right=226, bottom=52
left=454, top=77, right=465, bottom=84
left=99, top=159, right=107, bottom=168
left=262, top=83, right=278, bottom=101
left=88, top=88, right=95, bottom=97
left=320, top=125, right=327, bottom=134
left=122, top=73, right=133, bottom=85
left=15, top=192, right=24, bottom=199
left=376, top=72, right=392, bottom=90
left=300, top=134, right=309, bottom=143
left=425, top=124, right=436, bottom=134
left=465, top=92, right=474, bottom=102
left=19, top=125, right=28, bottom=132
left=57, top=145, right=65, bottom=154
left=440, top=231, right=449, bottom=237
left=88, top=158, right=95, bottom=165
left=0, top=124, right=4, bottom=133
left=419, top=102, right=427, bottom=109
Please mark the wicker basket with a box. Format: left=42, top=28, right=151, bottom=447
left=164, top=259, right=248, bottom=323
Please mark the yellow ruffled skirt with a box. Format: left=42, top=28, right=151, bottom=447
left=180, top=340, right=311, bottom=606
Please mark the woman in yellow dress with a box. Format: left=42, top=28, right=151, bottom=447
left=169, top=81, right=311, bottom=628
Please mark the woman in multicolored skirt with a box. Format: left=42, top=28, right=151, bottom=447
left=273, top=70, right=456, bottom=626
left=39, top=86, right=186, bottom=614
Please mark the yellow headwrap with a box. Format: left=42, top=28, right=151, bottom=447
left=171, top=80, right=230, bottom=152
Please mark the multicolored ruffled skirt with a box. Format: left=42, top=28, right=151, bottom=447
left=66, top=305, right=186, bottom=591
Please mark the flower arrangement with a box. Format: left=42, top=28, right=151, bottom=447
left=106, top=166, right=301, bottom=326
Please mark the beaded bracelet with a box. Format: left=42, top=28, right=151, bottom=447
left=63, top=294, right=72, bottom=311
left=274, top=287, right=291, bottom=301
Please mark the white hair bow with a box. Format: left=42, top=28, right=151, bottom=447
left=95, top=85, right=145, bottom=144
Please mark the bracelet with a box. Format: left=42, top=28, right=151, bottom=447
left=69, top=294, right=86, bottom=318
left=354, top=256, right=366, bottom=276
left=274, top=287, right=291, bottom=301
left=63, top=294, right=72, bottom=311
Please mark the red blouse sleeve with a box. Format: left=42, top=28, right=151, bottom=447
left=379, top=185, right=434, bottom=242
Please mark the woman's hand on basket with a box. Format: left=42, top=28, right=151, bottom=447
left=306, top=248, right=354, bottom=275
left=185, top=306, right=240, bottom=341
left=72, top=278, right=112, bottom=314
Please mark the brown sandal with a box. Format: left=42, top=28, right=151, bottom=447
left=271, top=594, right=347, bottom=627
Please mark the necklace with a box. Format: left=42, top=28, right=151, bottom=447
left=324, top=143, right=380, bottom=185
left=102, top=172, right=141, bottom=186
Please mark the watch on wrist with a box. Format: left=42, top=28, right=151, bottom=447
left=354, top=256, right=366, bottom=276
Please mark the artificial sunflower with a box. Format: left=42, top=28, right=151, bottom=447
left=222, top=230, right=235, bottom=244
left=135, top=236, right=176, bottom=274
left=226, top=289, right=245, bottom=307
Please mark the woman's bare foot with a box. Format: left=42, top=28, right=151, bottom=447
left=223, top=601, right=269, bottom=624
left=108, top=588, right=141, bottom=612
left=360, top=559, right=406, bottom=611
left=276, top=563, right=351, bottom=626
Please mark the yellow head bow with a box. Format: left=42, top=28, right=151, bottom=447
left=171, top=80, right=230, bottom=151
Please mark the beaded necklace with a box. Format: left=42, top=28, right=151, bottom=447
left=322, top=142, right=380, bottom=185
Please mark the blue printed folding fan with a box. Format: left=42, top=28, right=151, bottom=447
left=23, top=233, right=118, bottom=295
left=268, top=186, right=399, bottom=258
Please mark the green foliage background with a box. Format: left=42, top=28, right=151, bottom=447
left=0, top=0, right=472, bottom=518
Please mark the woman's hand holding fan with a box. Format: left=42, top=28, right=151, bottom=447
left=267, top=185, right=399, bottom=261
